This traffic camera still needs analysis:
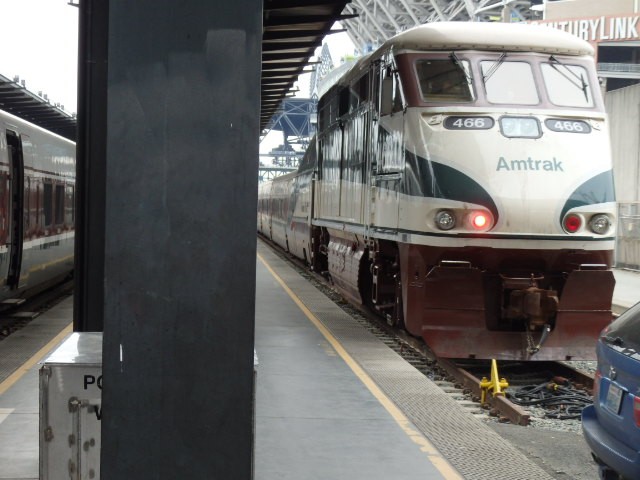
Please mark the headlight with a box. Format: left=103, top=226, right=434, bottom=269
left=589, top=214, right=611, bottom=235
left=499, top=116, right=541, bottom=138
left=435, top=210, right=456, bottom=230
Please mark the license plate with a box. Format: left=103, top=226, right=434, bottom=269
left=605, top=383, right=624, bottom=414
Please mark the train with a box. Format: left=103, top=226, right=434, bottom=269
left=0, top=108, right=75, bottom=304
left=258, top=22, right=616, bottom=361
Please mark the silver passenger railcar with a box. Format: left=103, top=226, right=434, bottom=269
left=0, top=109, right=75, bottom=301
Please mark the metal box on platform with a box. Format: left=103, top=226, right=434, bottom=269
left=39, top=332, right=103, bottom=479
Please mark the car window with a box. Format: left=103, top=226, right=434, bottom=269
left=606, top=302, right=640, bottom=350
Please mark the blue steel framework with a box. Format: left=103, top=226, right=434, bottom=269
left=260, top=98, right=317, bottom=178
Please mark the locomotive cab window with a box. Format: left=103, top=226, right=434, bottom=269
left=481, top=59, right=539, bottom=105
left=415, top=58, right=473, bottom=103
left=541, top=60, right=594, bottom=108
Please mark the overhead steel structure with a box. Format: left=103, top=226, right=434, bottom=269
left=261, top=0, right=355, bottom=131
left=259, top=97, right=316, bottom=178
left=258, top=165, right=298, bottom=182
left=0, top=73, right=76, bottom=142
left=259, top=1, right=353, bottom=183
left=259, top=0, right=547, bottom=133
left=339, top=0, right=543, bottom=53
left=262, top=97, right=317, bottom=147
left=309, top=43, right=335, bottom=98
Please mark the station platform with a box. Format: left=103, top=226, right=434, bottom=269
left=0, top=245, right=639, bottom=479
left=611, top=268, right=640, bottom=314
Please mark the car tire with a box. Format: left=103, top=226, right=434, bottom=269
left=599, top=465, right=621, bottom=480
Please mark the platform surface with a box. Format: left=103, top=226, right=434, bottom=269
left=254, top=242, right=556, bottom=480
left=254, top=246, right=452, bottom=479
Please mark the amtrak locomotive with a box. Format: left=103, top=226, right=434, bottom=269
left=258, top=22, right=616, bottom=361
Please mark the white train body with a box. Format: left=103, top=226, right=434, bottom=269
left=259, top=22, right=616, bottom=360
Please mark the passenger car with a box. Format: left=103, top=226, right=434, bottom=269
left=582, top=304, right=640, bottom=479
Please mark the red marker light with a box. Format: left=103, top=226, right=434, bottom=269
left=471, top=212, right=488, bottom=229
left=563, top=214, right=582, bottom=233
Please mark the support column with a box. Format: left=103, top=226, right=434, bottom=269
left=502, top=3, right=514, bottom=22
left=73, top=0, right=108, bottom=332
left=100, top=2, right=261, bottom=477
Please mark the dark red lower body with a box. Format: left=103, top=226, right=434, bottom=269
left=399, top=243, right=615, bottom=361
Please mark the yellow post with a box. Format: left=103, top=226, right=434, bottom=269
left=479, top=359, right=509, bottom=405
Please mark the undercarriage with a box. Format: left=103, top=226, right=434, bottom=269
left=318, top=229, right=615, bottom=361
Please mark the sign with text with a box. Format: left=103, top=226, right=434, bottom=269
left=532, top=15, right=640, bottom=43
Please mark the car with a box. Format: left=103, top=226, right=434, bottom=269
left=582, top=302, right=640, bottom=479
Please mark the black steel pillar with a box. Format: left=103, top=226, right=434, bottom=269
left=73, top=0, right=108, bottom=332
left=99, top=1, right=261, bottom=477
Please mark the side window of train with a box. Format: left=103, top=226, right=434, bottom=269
left=339, top=87, right=349, bottom=118
left=0, top=172, right=7, bottom=244
left=43, top=181, right=53, bottom=228
left=348, top=73, right=371, bottom=111
left=318, top=88, right=342, bottom=130
left=24, top=177, right=29, bottom=231
left=65, top=185, right=74, bottom=225
left=36, top=184, right=41, bottom=230
left=318, top=97, right=329, bottom=132
left=55, top=184, right=64, bottom=225
left=20, top=137, right=32, bottom=232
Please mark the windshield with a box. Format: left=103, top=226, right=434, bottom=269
left=541, top=61, right=593, bottom=107
left=604, top=302, right=640, bottom=352
left=481, top=60, right=539, bottom=105
left=415, top=58, right=473, bottom=103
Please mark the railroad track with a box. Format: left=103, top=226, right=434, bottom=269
left=0, top=279, right=74, bottom=341
left=260, top=237, right=596, bottom=427
left=344, top=299, right=595, bottom=427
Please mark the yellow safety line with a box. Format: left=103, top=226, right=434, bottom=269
left=0, top=322, right=72, bottom=396
left=27, top=254, right=74, bottom=274
left=257, top=253, right=463, bottom=480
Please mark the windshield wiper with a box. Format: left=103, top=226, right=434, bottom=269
left=450, top=51, right=472, bottom=84
left=549, top=55, right=589, bottom=102
left=482, top=52, right=507, bottom=84
left=602, top=335, right=625, bottom=347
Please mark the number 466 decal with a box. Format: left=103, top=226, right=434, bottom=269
left=545, top=118, right=592, bottom=134
left=444, top=116, right=494, bottom=130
